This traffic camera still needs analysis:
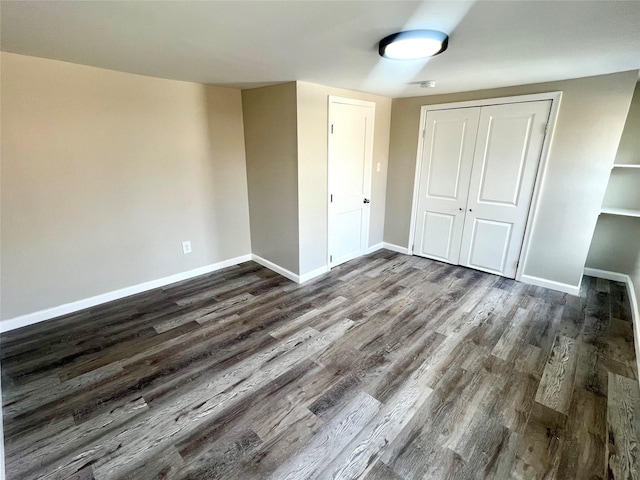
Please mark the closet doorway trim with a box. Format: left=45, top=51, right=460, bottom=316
left=408, top=91, right=562, bottom=282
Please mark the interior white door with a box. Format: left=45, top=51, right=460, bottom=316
left=413, top=107, right=480, bottom=264
left=328, top=98, right=374, bottom=268
left=459, top=100, right=551, bottom=277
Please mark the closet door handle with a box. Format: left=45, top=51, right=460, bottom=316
left=459, top=207, right=463, bottom=211
left=469, top=208, right=473, bottom=212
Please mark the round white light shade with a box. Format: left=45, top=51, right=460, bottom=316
left=379, top=30, right=448, bottom=60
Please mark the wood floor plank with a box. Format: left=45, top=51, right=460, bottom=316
left=517, top=402, right=567, bottom=479
left=91, top=322, right=353, bottom=479
left=178, top=359, right=325, bottom=479
left=5, top=312, right=286, bottom=434
left=120, top=445, right=184, bottom=480
left=269, top=296, right=348, bottom=339
left=607, top=372, right=640, bottom=479
left=514, top=343, right=546, bottom=379
left=606, top=318, right=639, bottom=380
left=455, top=416, right=513, bottom=480
left=478, top=429, right=523, bottom=480
left=491, top=307, right=535, bottom=362
left=557, top=390, right=607, bottom=480
left=499, top=370, right=539, bottom=434
left=556, top=300, right=609, bottom=478
left=441, top=366, right=500, bottom=457
left=610, top=281, right=632, bottom=322
left=268, top=390, right=382, bottom=480
left=2, top=252, right=638, bottom=480
left=173, top=358, right=320, bottom=462
left=556, top=293, right=587, bottom=339
left=59, top=321, right=202, bottom=381
left=362, top=462, right=404, bottom=480
left=534, top=334, right=579, bottom=415
left=224, top=404, right=324, bottom=478
left=379, top=367, right=474, bottom=478
left=178, top=428, right=262, bottom=480
left=9, top=397, right=149, bottom=480
left=315, top=348, right=436, bottom=479
left=584, top=288, right=612, bottom=343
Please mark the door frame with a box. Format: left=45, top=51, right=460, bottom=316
left=327, top=95, right=376, bottom=269
left=408, top=91, right=562, bottom=281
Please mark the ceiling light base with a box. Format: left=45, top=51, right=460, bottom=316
left=379, top=30, right=449, bottom=60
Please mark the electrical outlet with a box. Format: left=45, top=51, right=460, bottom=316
left=182, top=241, right=192, bottom=254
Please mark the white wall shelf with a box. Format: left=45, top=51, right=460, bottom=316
left=600, top=207, right=640, bottom=218
left=612, top=163, right=640, bottom=169
left=601, top=160, right=640, bottom=218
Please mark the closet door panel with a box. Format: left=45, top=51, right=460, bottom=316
left=413, top=107, right=480, bottom=264
left=419, top=211, right=456, bottom=260
left=465, top=218, right=513, bottom=273
left=475, top=115, right=532, bottom=205
left=459, top=100, right=551, bottom=277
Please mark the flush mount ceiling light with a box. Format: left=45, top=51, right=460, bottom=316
left=378, top=30, right=448, bottom=60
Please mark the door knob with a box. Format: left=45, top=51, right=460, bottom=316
left=363, top=198, right=371, bottom=204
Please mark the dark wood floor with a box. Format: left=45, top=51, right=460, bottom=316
left=2, top=250, right=639, bottom=480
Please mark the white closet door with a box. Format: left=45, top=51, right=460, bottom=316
left=459, top=100, right=551, bottom=277
left=413, top=108, right=480, bottom=264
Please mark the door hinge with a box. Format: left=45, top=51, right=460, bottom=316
left=330, top=255, right=333, bottom=262
left=543, top=123, right=548, bottom=135
left=330, top=194, right=333, bottom=203
left=331, top=124, right=334, bottom=134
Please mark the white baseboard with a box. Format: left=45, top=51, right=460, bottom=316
left=520, top=274, right=581, bottom=296
left=0, top=366, right=4, bottom=480
left=382, top=242, right=410, bottom=255
left=289, top=244, right=385, bottom=285
left=583, top=267, right=629, bottom=283
left=251, top=254, right=300, bottom=283
left=297, top=243, right=383, bottom=282
left=627, top=278, right=640, bottom=388
left=627, top=277, right=640, bottom=387
left=366, top=242, right=384, bottom=254
left=299, top=265, right=330, bottom=283
left=0, top=254, right=252, bottom=333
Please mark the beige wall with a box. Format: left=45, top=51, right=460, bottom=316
left=1, top=52, right=251, bottom=320
left=3, top=51, right=635, bottom=321
left=615, top=82, right=640, bottom=165
left=242, top=82, right=300, bottom=273
left=296, top=81, right=391, bottom=275
left=385, top=71, right=638, bottom=290
left=241, top=80, right=391, bottom=277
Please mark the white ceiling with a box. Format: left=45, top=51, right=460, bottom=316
left=1, top=1, right=639, bottom=98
